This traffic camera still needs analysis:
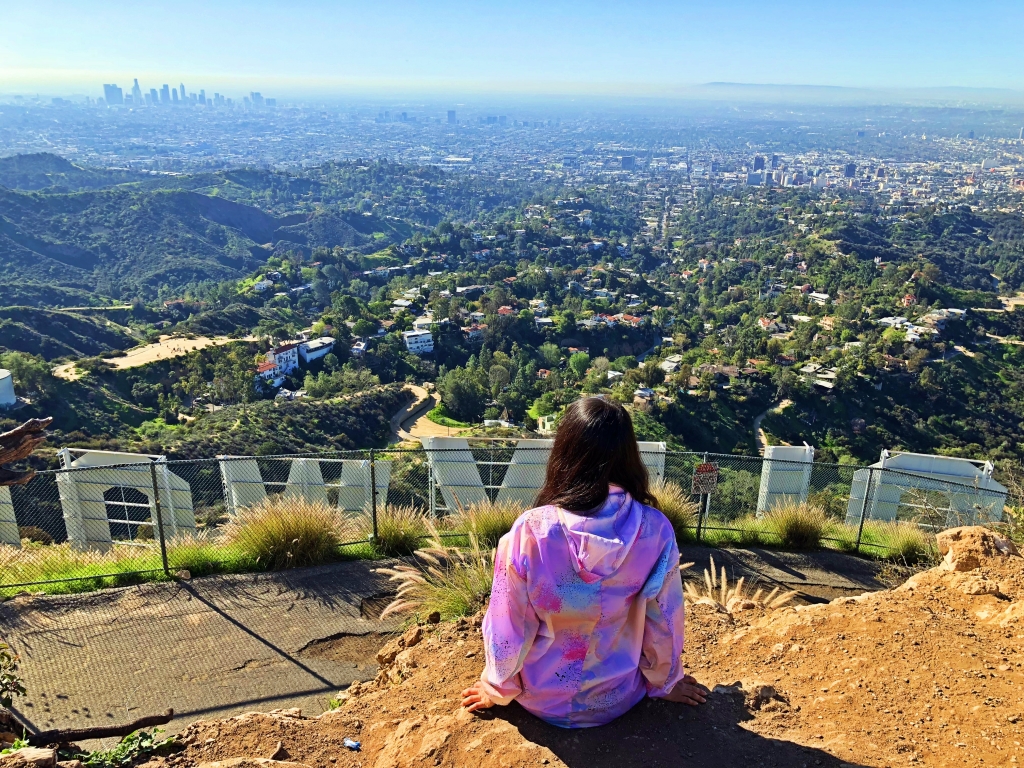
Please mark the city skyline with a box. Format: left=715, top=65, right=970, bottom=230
left=1, top=0, right=1023, bottom=97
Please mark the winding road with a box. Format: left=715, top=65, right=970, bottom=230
left=389, top=384, right=467, bottom=442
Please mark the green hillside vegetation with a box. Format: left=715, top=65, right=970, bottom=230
left=0, top=307, right=138, bottom=359
left=5, top=151, right=1024, bottom=470
left=154, top=384, right=410, bottom=459
left=0, top=185, right=412, bottom=304
left=0, top=152, right=142, bottom=191
left=0, top=281, right=112, bottom=309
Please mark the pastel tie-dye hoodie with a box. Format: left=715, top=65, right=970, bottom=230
left=479, top=487, right=685, bottom=728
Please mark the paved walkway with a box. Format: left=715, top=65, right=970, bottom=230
left=0, top=560, right=401, bottom=736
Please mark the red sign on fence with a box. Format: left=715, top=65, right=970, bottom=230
left=691, top=462, right=719, bottom=495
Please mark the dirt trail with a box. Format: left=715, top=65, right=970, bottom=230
left=753, top=398, right=792, bottom=456
left=156, top=527, right=1024, bottom=768
left=52, top=335, right=256, bottom=380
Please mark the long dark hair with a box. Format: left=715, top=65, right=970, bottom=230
left=535, top=397, right=655, bottom=513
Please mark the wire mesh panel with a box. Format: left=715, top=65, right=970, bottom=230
left=1, top=442, right=1018, bottom=601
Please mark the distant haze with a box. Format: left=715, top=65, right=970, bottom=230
left=2, top=0, right=1023, bottom=99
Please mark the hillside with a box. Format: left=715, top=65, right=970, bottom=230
left=0, top=152, right=141, bottom=191
left=158, top=385, right=411, bottom=459
left=0, top=307, right=137, bottom=359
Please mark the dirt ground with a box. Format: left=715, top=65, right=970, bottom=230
left=52, top=335, right=256, bottom=380
left=85, top=527, right=1024, bottom=767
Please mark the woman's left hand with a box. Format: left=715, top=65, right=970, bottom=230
left=461, top=681, right=495, bottom=712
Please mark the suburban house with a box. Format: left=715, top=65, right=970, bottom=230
left=256, top=361, right=285, bottom=388
left=402, top=329, right=434, bottom=354
left=269, top=343, right=299, bottom=375
left=298, top=337, right=336, bottom=363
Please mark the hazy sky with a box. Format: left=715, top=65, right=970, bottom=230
left=2, top=0, right=1023, bottom=96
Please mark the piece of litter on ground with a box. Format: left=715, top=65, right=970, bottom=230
left=343, top=738, right=361, bottom=751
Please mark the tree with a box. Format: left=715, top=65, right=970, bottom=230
left=352, top=318, right=378, bottom=337
left=488, top=364, right=510, bottom=394
left=539, top=342, right=562, bottom=368
left=0, top=352, right=51, bottom=395
left=568, top=352, right=590, bottom=379
left=437, top=366, right=487, bottom=423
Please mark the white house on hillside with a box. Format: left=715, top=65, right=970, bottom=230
left=268, top=343, right=299, bottom=375
left=403, top=329, right=434, bottom=354
left=299, top=337, right=336, bottom=363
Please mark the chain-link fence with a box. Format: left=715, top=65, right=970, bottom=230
left=0, top=440, right=1016, bottom=736
left=0, top=442, right=1014, bottom=598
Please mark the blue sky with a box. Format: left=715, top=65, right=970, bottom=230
left=1, top=0, right=1022, bottom=95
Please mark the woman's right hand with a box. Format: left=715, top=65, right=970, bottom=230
left=663, top=674, right=709, bottom=705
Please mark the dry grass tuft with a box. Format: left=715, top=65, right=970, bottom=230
left=762, top=502, right=828, bottom=550
left=446, top=498, right=522, bottom=548
left=651, top=479, right=700, bottom=544
left=861, top=519, right=936, bottom=564
left=360, top=504, right=428, bottom=557
left=376, top=517, right=494, bottom=622
left=222, top=496, right=349, bottom=570
left=681, top=556, right=796, bottom=613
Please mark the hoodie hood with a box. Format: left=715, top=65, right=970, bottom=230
left=558, top=489, right=643, bottom=584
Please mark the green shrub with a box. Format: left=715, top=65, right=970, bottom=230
left=0, top=641, right=25, bottom=708
left=18, top=526, right=53, bottom=545
left=222, top=497, right=348, bottom=570
left=762, top=503, right=828, bottom=550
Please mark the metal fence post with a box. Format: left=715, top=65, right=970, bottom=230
left=369, top=448, right=379, bottom=542
left=428, top=448, right=436, bottom=520
left=854, top=467, right=873, bottom=553
left=150, top=460, right=170, bottom=576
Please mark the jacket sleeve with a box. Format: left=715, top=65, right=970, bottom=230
left=638, top=534, right=686, bottom=698
left=479, top=522, right=540, bottom=705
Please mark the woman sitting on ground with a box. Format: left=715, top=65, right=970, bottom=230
left=461, top=396, right=707, bottom=728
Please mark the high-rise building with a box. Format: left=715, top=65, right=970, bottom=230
left=199, top=89, right=206, bottom=105
left=172, top=88, right=179, bottom=104
left=250, top=92, right=264, bottom=107
left=160, top=84, right=170, bottom=104
left=131, top=79, right=143, bottom=104
left=753, top=155, right=765, bottom=171
left=1019, top=127, right=1023, bottom=140
left=844, top=162, right=857, bottom=178
left=447, top=110, right=456, bottom=124
left=179, top=84, right=186, bottom=101
left=967, top=130, right=975, bottom=139
left=770, top=154, right=779, bottom=170
left=620, top=156, right=636, bottom=170
left=102, top=84, right=123, bottom=105
left=149, top=88, right=159, bottom=105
